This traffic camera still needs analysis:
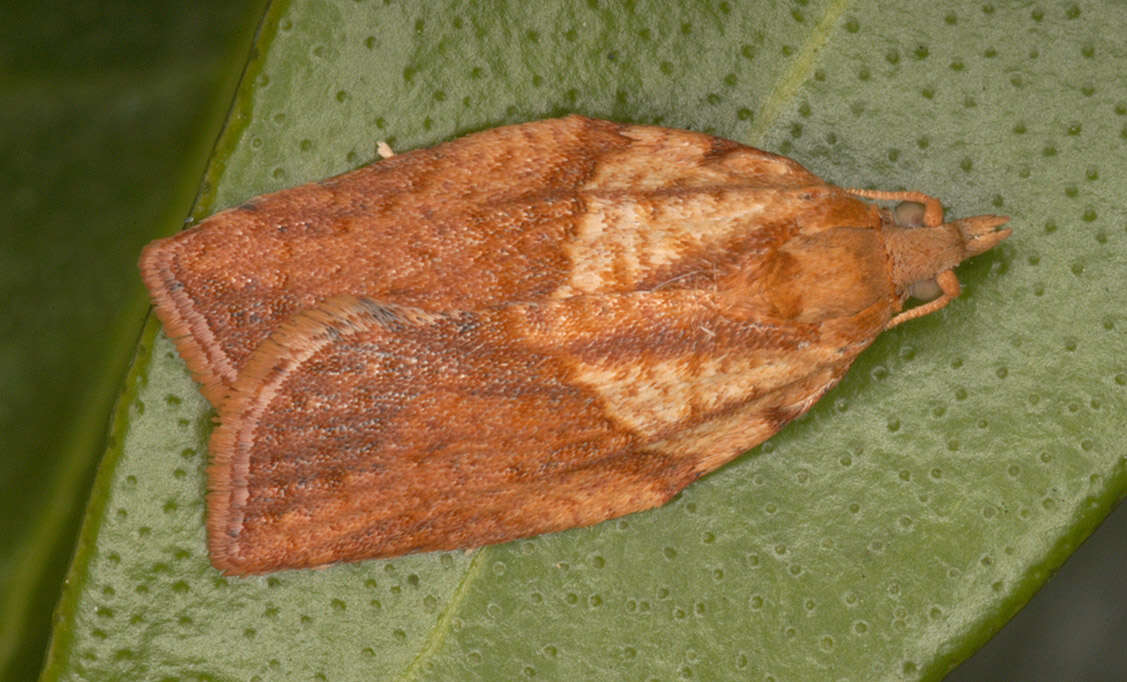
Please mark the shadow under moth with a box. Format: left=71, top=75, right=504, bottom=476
left=140, top=115, right=1011, bottom=575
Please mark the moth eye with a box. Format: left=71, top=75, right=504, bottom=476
left=893, top=201, right=926, bottom=228
left=908, top=278, right=943, bottom=301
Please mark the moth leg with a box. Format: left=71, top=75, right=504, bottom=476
left=844, top=188, right=943, bottom=227
left=886, top=270, right=961, bottom=329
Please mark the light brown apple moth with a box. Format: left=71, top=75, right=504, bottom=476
left=140, top=115, right=1011, bottom=574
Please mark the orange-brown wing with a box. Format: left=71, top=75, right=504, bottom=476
left=207, top=291, right=885, bottom=574
left=139, top=115, right=875, bottom=405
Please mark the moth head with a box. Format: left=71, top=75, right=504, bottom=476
left=885, top=201, right=1011, bottom=302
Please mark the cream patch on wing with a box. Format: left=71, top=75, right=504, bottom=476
left=567, top=344, right=838, bottom=439
left=653, top=364, right=842, bottom=472
left=557, top=191, right=777, bottom=296
left=581, top=132, right=727, bottom=190
left=596, top=124, right=822, bottom=190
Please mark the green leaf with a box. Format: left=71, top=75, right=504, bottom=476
left=42, top=1, right=1127, bottom=680
left=0, top=1, right=265, bottom=679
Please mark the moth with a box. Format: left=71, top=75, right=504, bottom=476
left=140, top=115, right=1011, bottom=574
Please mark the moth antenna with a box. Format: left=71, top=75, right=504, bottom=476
left=886, top=271, right=960, bottom=329
left=844, top=188, right=944, bottom=226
